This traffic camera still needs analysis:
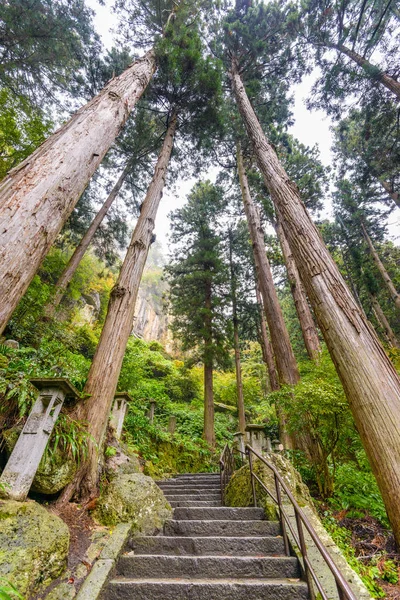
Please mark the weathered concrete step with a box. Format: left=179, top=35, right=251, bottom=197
left=164, top=519, right=280, bottom=537
left=163, top=493, right=221, bottom=500
left=162, top=477, right=220, bottom=484
left=129, top=536, right=286, bottom=556
left=117, top=555, right=300, bottom=579
left=169, top=500, right=222, bottom=508
left=106, top=578, right=309, bottom=600
left=158, top=487, right=221, bottom=495
left=173, top=507, right=265, bottom=521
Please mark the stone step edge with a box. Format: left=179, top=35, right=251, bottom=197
left=109, top=577, right=305, bottom=584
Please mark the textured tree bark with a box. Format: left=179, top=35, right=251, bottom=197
left=275, top=214, right=321, bottom=361
left=231, top=60, right=400, bottom=545
left=0, top=49, right=156, bottom=335
left=379, top=179, right=400, bottom=209
left=370, top=293, right=400, bottom=349
left=335, top=43, right=400, bottom=100
left=255, top=285, right=280, bottom=392
left=361, top=223, right=400, bottom=312
left=237, top=142, right=300, bottom=387
left=64, top=114, right=177, bottom=501
left=44, top=160, right=134, bottom=317
left=228, top=230, right=246, bottom=434
left=203, top=279, right=216, bottom=448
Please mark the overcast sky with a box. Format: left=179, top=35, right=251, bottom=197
left=87, top=0, right=400, bottom=249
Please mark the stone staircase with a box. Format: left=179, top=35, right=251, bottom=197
left=104, top=472, right=309, bottom=599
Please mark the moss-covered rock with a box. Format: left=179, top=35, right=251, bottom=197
left=94, top=472, right=172, bottom=533
left=2, top=427, right=77, bottom=495
left=105, top=441, right=141, bottom=479
left=0, top=500, right=69, bottom=596
left=225, top=453, right=315, bottom=520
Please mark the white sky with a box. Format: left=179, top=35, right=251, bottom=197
left=87, top=0, right=400, bottom=249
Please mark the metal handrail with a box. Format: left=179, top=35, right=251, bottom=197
left=245, top=444, right=357, bottom=600
left=219, top=443, right=235, bottom=505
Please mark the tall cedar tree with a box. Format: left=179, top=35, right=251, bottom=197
left=60, top=15, right=223, bottom=500
left=0, top=0, right=195, bottom=335
left=44, top=105, right=165, bottom=315
left=223, top=1, right=400, bottom=544
left=167, top=182, right=231, bottom=447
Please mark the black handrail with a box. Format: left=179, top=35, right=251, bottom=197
left=245, top=444, right=357, bottom=600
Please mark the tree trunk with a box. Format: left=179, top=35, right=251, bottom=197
left=228, top=230, right=246, bottom=434
left=203, top=360, right=215, bottom=448
left=275, top=214, right=321, bottom=361
left=379, top=179, right=400, bottom=209
left=0, top=49, right=156, bottom=335
left=370, top=292, right=400, bottom=349
left=231, top=59, right=400, bottom=546
left=44, top=160, right=134, bottom=317
left=236, top=142, right=300, bottom=387
left=361, top=223, right=400, bottom=312
left=255, top=285, right=280, bottom=392
left=63, top=113, right=177, bottom=502
left=335, top=43, right=400, bottom=100
left=203, top=279, right=215, bottom=447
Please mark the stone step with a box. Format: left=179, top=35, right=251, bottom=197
left=106, top=578, right=309, bottom=600
left=164, top=519, right=281, bottom=537
left=158, top=487, right=221, bottom=495
left=129, top=535, right=286, bottom=556
left=163, top=494, right=221, bottom=502
left=117, top=554, right=300, bottom=579
left=169, top=500, right=222, bottom=508
left=161, top=477, right=220, bottom=484
left=173, top=507, right=265, bottom=521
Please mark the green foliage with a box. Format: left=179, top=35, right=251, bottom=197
left=330, top=457, right=389, bottom=527
left=0, top=578, right=23, bottom=600
left=322, top=514, right=386, bottom=597
left=44, top=414, right=93, bottom=466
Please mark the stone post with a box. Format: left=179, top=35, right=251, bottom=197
left=0, top=379, right=81, bottom=501
left=233, top=431, right=245, bottom=457
left=109, top=392, right=131, bottom=439
left=245, top=424, right=267, bottom=455
left=168, top=416, right=177, bottom=434
left=147, top=400, right=156, bottom=424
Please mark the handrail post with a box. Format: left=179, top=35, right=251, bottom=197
left=295, top=511, right=316, bottom=600
left=274, top=473, right=290, bottom=556
left=247, top=448, right=257, bottom=507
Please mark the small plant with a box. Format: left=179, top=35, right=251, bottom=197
left=44, top=413, right=94, bottom=466
left=105, top=446, right=117, bottom=458
left=0, top=578, right=23, bottom=600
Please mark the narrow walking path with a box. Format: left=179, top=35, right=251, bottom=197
left=104, top=472, right=309, bottom=599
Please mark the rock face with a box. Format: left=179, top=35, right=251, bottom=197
left=94, top=472, right=172, bottom=533
left=133, top=288, right=170, bottom=345
left=0, top=500, right=69, bottom=596
left=2, top=427, right=76, bottom=495
left=105, top=441, right=142, bottom=478
left=225, top=453, right=315, bottom=519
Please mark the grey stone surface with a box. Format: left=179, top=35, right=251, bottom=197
left=4, top=339, right=19, bottom=349
left=76, top=559, right=114, bottom=600
left=117, top=554, right=300, bottom=579
left=173, top=506, right=265, bottom=521
left=129, top=535, right=286, bottom=556
left=106, top=579, right=309, bottom=600
left=100, top=524, right=131, bottom=560
left=163, top=518, right=280, bottom=537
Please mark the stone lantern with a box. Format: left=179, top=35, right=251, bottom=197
left=109, top=392, right=131, bottom=439
left=0, top=378, right=82, bottom=501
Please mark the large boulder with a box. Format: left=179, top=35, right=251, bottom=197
left=94, top=472, right=172, bottom=533
left=104, top=440, right=141, bottom=479
left=0, top=500, right=69, bottom=596
left=225, top=453, right=315, bottom=519
left=2, top=427, right=77, bottom=495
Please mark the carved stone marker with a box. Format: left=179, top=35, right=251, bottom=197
left=245, top=424, right=267, bottom=455
left=233, top=431, right=245, bottom=456
left=0, top=378, right=80, bottom=501
left=110, top=392, right=131, bottom=439
left=168, top=415, right=177, bottom=434
left=147, top=400, right=156, bottom=424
